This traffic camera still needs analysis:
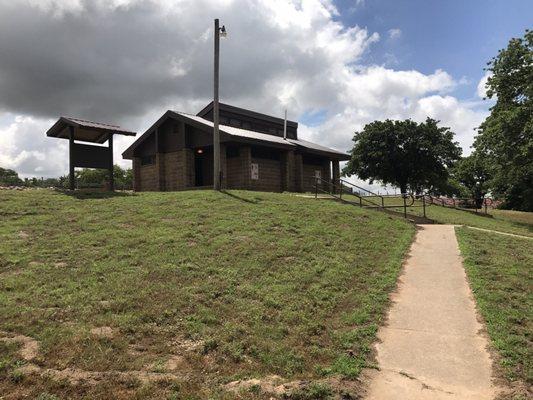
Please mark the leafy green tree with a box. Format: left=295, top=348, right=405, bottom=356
left=343, top=118, right=462, bottom=194
left=474, top=29, right=533, bottom=211
left=68, top=165, right=133, bottom=190
left=452, top=152, right=492, bottom=208
left=0, top=167, right=23, bottom=186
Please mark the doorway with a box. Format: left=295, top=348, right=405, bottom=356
left=194, top=147, right=213, bottom=187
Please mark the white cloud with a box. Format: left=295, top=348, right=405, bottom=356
left=0, top=0, right=488, bottom=181
left=477, top=71, right=492, bottom=99
left=388, top=28, right=402, bottom=40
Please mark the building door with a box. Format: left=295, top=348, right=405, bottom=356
left=195, top=155, right=204, bottom=186
left=194, top=148, right=213, bottom=187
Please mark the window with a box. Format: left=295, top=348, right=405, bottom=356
left=141, top=155, right=155, bottom=165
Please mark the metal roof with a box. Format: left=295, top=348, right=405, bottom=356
left=287, top=138, right=348, bottom=158
left=173, top=111, right=294, bottom=147
left=122, top=110, right=349, bottom=160
left=47, top=116, right=136, bottom=144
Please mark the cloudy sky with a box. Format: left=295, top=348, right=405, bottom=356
left=0, top=0, right=531, bottom=182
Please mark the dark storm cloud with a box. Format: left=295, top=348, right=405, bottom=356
left=0, top=0, right=339, bottom=125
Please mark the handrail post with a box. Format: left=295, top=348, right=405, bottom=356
left=403, top=194, right=407, bottom=218
left=484, top=198, right=488, bottom=214
left=422, top=195, right=426, bottom=218
left=381, top=196, right=384, bottom=208
left=359, top=196, right=362, bottom=207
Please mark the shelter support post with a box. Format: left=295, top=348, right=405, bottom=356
left=294, top=154, right=303, bottom=192
left=332, top=160, right=340, bottom=195
left=241, top=146, right=252, bottom=189
left=108, top=134, right=114, bottom=191
left=69, top=126, right=75, bottom=190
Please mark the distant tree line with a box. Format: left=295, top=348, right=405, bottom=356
left=0, top=165, right=133, bottom=190
left=344, top=29, right=532, bottom=211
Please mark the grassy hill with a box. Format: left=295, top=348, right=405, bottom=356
left=0, top=189, right=414, bottom=399
left=398, top=200, right=533, bottom=236
left=457, top=227, right=532, bottom=400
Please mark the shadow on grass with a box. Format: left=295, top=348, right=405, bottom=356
left=221, top=190, right=260, bottom=204
left=56, top=189, right=136, bottom=200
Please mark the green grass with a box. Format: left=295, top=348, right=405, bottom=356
left=378, top=197, right=533, bottom=236
left=456, top=227, right=532, bottom=400
left=0, top=189, right=414, bottom=399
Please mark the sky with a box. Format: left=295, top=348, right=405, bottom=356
left=0, top=0, right=531, bottom=187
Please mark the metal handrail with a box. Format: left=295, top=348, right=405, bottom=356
left=312, top=176, right=383, bottom=208
left=311, top=177, right=419, bottom=219
left=339, top=178, right=385, bottom=204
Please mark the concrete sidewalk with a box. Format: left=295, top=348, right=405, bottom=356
left=365, top=225, right=499, bottom=400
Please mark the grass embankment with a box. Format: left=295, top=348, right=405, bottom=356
left=456, top=227, right=532, bottom=400
left=0, top=189, right=414, bottom=399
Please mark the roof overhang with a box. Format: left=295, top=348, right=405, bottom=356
left=47, top=117, right=136, bottom=144
left=122, top=111, right=350, bottom=161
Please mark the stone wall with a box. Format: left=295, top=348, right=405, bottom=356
left=164, top=151, right=180, bottom=191
left=302, top=162, right=330, bottom=193
left=139, top=164, right=158, bottom=191
left=250, top=157, right=282, bottom=192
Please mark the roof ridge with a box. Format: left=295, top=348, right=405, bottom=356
left=64, top=116, right=122, bottom=129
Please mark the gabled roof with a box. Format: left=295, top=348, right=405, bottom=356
left=47, top=116, right=136, bottom=144
left=197, top=101, right=298, bottom=129
left=122, top=110, right=349, bottom=160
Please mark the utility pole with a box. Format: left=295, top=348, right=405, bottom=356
left=213, top=19, right=226, bottom=190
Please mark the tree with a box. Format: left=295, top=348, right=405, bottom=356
left=68, top=165, right=133, bottom=190
left=343, top=118, right=462, bottom=194
left=0, top=167, right=23, bottom=186
left=474, top=30, right=533, bottom=211
left=452, top=152, right=492, bottom=208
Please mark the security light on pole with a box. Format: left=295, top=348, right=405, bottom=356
left=213, top=19, right=227, bottom=191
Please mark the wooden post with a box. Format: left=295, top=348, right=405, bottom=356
left=108, top=134, right=114, bottom=191
left=422, top=195, right=426, bottom=218
left=69, top=125, right=75, bottom=190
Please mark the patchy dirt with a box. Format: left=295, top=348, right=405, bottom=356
left=28, top=261, right=43, bottom=267
left=98, top=300, right=112, bottom=310
left=225, top=375, right=363, bottom=398
left=1, top=331, right=183, bottom=387
left=90, top=326, right=117, bottom=339
left=18, top=364, right=180, bottom=386
left=162, top=355, right=185, bottom=371
left=225, top=375, right=305, bottom=396
left=54, top=261, right=68, bottom=268
left=146, top=355, right=185, bottom=372
left=0, top=332, right=39, bottom=361
left=171, top=338, right=204, bottom=352
left=17, top=230, right=30, bottom=239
